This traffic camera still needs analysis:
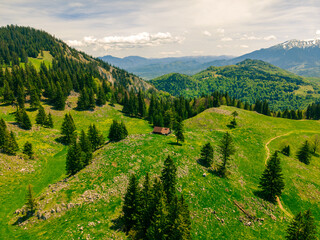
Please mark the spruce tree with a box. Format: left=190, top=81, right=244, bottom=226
left=16, top=85, right=25, bottom=109
left=174, top=120, right=184, bottom=144
left=54, top=82, right=66, bottom=110
left=88, top=124, right=104, bottom=150
left=286, top=210, right=317, bottom=240
left=79, top=130, right=92, bottom=166
left=160, top=155, right=177, bottom=203
left=108, top=120, right=128, bottom=142
left=259, top=151, right=285, bottom=202
left=36, top=105, right=47, bottom=125
left=200, top=142, right=214, bottom=167
left=123, top=174, right=140, bottom=233
left=17, top=109, right=32, bottom=130
left=3, top=80, right=14, bottom=104
left=297, top=140, right=311, bottom=165
left=61, top=113, right=76, bottom=145
left=96, top=86, right=106, bottom=106
left=218, top=131, right=235, bottom=177
left=25, top=184, right=37, bottom=216
left=44, top=112, right=54, bottom=128
left=3, top=131, right=19, bottom=155
left=66, top=141, right=85, bottom=175
left=23, top=141, right=34, bottom=159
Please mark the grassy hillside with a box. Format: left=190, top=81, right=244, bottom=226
left=150, top=59, right=320, bottom=110
left=1, top=98, right=320, bottom=239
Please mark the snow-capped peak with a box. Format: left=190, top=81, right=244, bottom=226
left=277, top=39, right=320, bottom=49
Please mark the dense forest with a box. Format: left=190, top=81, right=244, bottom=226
left=150, top=59, right=320, bottom=111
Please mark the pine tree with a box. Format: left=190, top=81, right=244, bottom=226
left=146, top=189, right=169, bottom=240
left=35, top=105, right=47, bottom=125
left=66, top=141, right=85, bottom=175
left=54, top=82, right=66, bottom=110
left=286, top=210, right=317, bottom=240
left=23, top=141, right=34, bottom=159
left=17, top=108, right=32, bottom=130
left=3, top=131, right=19, bottom=155
left=3, top=80, right=15, bottom=104
left=259, top=151, right=285, bottom=202
left=174, top=120, right=185, bottom=144
left=25, top=184, right=37, bottom=216
left=218, top=132, right=235, bottom=177
left=161, top=155, right=177, bottom=203
left=96, top=86, right=106, bottom=106
left=61, top=113, right=76, bottom=145
left=123, top=174, right=141, bottom=233
left=16, top=85, right=25, bottom=109
left=297, top=141, right=311, bottom=165
left=88, top=124, right=104, bottom=150
left=79, top=130, right=92, bottom=166
left=44, top=112, right=54, bottom=128
left=200, top=142, right=214, bottom=167
left=108, top=120, right=128, bottom=142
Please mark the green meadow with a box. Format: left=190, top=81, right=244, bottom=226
left=1, top=100, right=320, bottom=239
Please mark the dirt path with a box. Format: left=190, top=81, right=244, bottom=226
left=264, top=130, right=320, bottom=218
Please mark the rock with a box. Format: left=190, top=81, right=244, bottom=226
left=41, top=212, right=51, bottom=220
left=270, top=214, right=277, bottom=221
left=14, top=209, right=21, bottom=215
left=56, top=207, right=61, bottom=213
left=36, top=211, right=42, bottom=219
left=245, top=222, right=252, bottom=226
left=203, top=173, right=207, bottom=177
left=221, top=219, right=225, bottom=223
left=79, top=226, right=83, bottom=231
left=61, top=203, right=66, bottom=207
left=51, top=209, right=55, bottom=213
left=67, top=203, right=74, bottom=209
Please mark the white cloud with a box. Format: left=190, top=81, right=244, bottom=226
left=316, top=30, right=320, bottom=35
left=241, top=34, right=277, bottom=41
left=217, top=28, right=225, bottom=34
left=202, top=30, right=212, bottom=37
left=66, top=40, right=84, bottom=47
left=67, top=32, right=184, bottom=53
left=160, top=50, right=181, bottom=55
left=221, top=37, right=233, bottom=42
left=264, top=35, right=277, bottom=40
left=240, top=45, right=249, bottom=48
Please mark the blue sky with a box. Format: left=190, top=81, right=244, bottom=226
left=1, top=0, right=320, bottom=58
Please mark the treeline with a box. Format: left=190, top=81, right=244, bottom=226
left=0, top=118, right=19, bottom=155
left=121, top=156, right=191, bottom=239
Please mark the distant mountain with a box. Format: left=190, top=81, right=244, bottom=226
left=209, top=39, right=320, bottom=77
left=150, top=59, right=320, bottom=110
left=99, top=55, right=233, bottom=79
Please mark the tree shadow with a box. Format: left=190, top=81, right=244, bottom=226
left=110, top=215, right=125, bottom=232
left=12, top=212, right=33, bottom=226
left=311, top=152, right=320, bottom=157
left=253, top=190, right=276, bottom=204
left=227, top=124, right=235, bottom=129
left=208, top=166, right=228, bottom=178
left=55, top=136, right=67, bottom=145
left=196, top=158, right=211, bottom=168
left=168, top=142, right=182, bottom=146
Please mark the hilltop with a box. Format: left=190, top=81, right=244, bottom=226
left=150, top=59, right=320, bottom=110
left=0, top=25, right=155, bottom=93
left=1, top=98, right=320, bottom=239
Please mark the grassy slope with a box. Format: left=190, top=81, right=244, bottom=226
left=1, top=101, right=320, bottom=239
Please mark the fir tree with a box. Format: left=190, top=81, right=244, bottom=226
left=88, top=124, right=104, bottom=150
left=174, top=120, right=184, bottom=144
left=108, top=120, right=128, bottom=142
left=54, top=82, right=66, bottom=110
left=35, top=105, right=47, bottom=125
left=200, top=142, right=214, bottom=167
left=3, top=80, right=14, bottom=104
left=123, top=174, right=141, bottom=233
left=229, top=111, right=238, bottom=128
left=61, top=113, right=76, bottom=145
left=44, top=112, right=54, bottom=128
left=29, top=86, right=40, bottom=109
left=16, top=85, right=25, bottom=109
left=3, top=131, right=19, bottom=155
left=161, top=155, right=177, bottom=203
left=16, top=108, right=32, bottom=130
left=286, top=210, right=317, bottom=240
left=66, top=141, right=85, bottom=175
left=218, top=132, right=235, bottom=177
left=23, top=141, right=34, bottom=159
left=96, top=86, right=106, bottom=106
left=297, top=141, right=311, bottom=165
left=79, top=130, right=92, bottom=166
left=259, top=151, right=285, bottom=202
left=25, top=184, right=37, bottom=216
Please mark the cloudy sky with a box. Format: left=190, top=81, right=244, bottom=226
left=1, top=0, right=320, bottom=58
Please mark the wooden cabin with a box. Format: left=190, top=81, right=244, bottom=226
left=153, top=126, right=171, bottom=135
